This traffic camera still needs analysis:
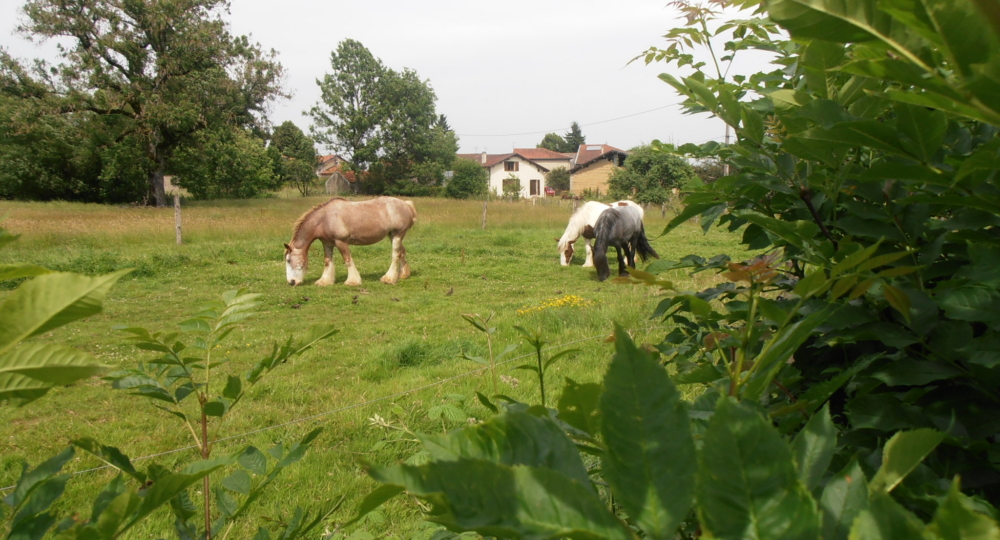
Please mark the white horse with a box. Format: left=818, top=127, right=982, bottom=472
left=556, top=200, right=643, bottom=267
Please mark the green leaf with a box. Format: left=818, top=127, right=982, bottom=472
left=870, top=428, right=945, bottom=493
left=216, top=487, right=238, bottom=517
left=927, top=478, right=1000, bottom=540
left=221, top=469, right=252, bottom=495
left=117, top=456, right=233, bottom=535
left=743, top=309, right=831, bottom=402
left=222, top=375, right=241, bottom=400
left=848, top=490, right=926, bottom=540
left=882, top=284, right=912, bottom=323
left=0, top=343, right=108, bottom=385
left=418, top=411, right=591, bottom=487
left=369, top=460, right=633, bottom=540
left=475, top=391, right=498, bottom=414
left=344, top=484, right=406, bottom=526
left=820, top=458, right=869, bottom=540
left=697, top=398, right=819, bottom=540
left=94, top=490, right=138, bottom=539
left=599, top=325, right=695, bottom=539
left=556, top=378, right=601, bottom=437
left=203, top=397, right=231, bottom=417
left=792, top=403, right=837, bottom=493
left=938, top=286, right=1000, bottom=322
left=239, top=446, right=268, bottom=476
left=0, top=270, right=131, bottom=356
left=72, top=438, right=146, bottom=483
left=0, top=264, right=51, bottom=282
left=4, top=447, right=74, bottom=512
left=894, top=103, right=947, bottom=163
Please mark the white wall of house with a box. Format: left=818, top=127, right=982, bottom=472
left=487, top=156, right=548, bottom=197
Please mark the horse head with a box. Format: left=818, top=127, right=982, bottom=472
left=284, top=243, right=308, bottom=286
left=557, top=238, right=575, bottom=266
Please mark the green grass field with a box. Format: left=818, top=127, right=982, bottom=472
left=0, top=196, right=748, bottom=539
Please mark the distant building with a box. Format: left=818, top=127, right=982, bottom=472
left=455, top=145, right=627, bottom=197
left=568, top=145, right=628, bottom=196
left=316, top=154, right=356, bottom=194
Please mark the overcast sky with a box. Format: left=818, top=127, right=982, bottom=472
left=1, top=0, right=776, bottom=154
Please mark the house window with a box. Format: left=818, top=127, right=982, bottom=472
left=504, top=161, right=519, bottom=172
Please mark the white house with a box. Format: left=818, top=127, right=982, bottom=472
left=455, top=148, right=573, bottom=197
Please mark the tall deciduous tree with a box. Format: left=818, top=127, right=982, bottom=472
left=270, top=121, right=318, bottom=196
left=14, top=0, right=285, bottom=206
left=310, top=39, right=456, bottom=193
left=310, top=39, right=386, bottom=174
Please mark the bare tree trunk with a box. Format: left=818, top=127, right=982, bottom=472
left=148, top=142, right=167, bottom=207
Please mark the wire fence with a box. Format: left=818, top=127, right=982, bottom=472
left=0, top=326, right=663, bottom=492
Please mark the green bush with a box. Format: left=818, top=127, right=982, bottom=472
left=606, top=144, right=696, bottom=204
left=444, top=158, right=488, bottom=199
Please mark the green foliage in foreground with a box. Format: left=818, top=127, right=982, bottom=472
left=356, top=329, right=995, bottom=539
left=0, top=231, right=339, bottom=539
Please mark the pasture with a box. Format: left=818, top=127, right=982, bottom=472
left=0, top=196, right=746, bottom=538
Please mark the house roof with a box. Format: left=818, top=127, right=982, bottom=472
left=572, top=144, right=628, bottom=171
left=513, top=148, right=573, bottom=161
left=457, top=152, right=550, bottom=171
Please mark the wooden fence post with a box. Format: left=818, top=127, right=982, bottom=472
left=481, top=200, right=488, bottom=229
left=174, top=193, right=183, bottom=245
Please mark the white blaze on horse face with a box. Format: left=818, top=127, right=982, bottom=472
left=563, top=241, right=575, bottom=266
left=285, top=246, right=307, bottom=286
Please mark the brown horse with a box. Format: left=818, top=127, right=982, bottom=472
left=283, top=197, right=416, bottom=286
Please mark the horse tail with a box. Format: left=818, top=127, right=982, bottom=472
left=592, top=208, right=620, bottom=281
left=634, top=223, right=660, bottom=263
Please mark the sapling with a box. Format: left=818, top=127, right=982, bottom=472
left=512, top=326, right=579, bottom=407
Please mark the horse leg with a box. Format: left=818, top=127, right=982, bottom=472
left=399, top=242, right=411, bottom=279
left=336, top=240, right=363, bottom=286
left=315, top=241, right=336, bottom=286
left=582, top=238, right=595, bottom=267
left=381, top=234, right=403, bottom=285
left=616, top=243, right=629, bottom=277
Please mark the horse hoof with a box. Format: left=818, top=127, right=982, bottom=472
left=315, top=280, right=333, bottom=287
left=582, top=262, right=594, bottom=268
left=380, top=276, right=398, bottom=285
left=345, top=279, right=362, bottom=287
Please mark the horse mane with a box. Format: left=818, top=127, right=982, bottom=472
left=558, top=201, right=607, bottom=252
left=291, top=198, right=347, bottom=238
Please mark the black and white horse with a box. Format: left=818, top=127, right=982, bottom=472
left=592, top=205, right=659, bottom=281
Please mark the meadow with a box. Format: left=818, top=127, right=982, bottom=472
left=0, top=196, right=747, bottom=539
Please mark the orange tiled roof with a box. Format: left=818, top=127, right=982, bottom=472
left=513, top=148, right=573, bottom=161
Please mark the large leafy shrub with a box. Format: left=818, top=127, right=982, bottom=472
left=352, top=0, right=1000, bottom=537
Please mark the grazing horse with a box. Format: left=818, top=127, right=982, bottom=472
left=592, top=204, right=659, bottom=281
left=283, top=197, right=416, bottom=286
left=556, top=200, right=643, bottom=266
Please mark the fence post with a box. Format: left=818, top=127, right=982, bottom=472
left=174, top=193, right=183, bottom=245
left=481, top=200, right=488, bottom=229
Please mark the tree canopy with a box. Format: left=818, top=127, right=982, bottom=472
left=444, top=158, right=488, bottom=199
left=269, top=121, right=318, bottom=196
left=607, top=145, right=696, bottom=203
left=6, top=0, right=286, bottom=206
left=310, top=39, right=456, bottom=194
